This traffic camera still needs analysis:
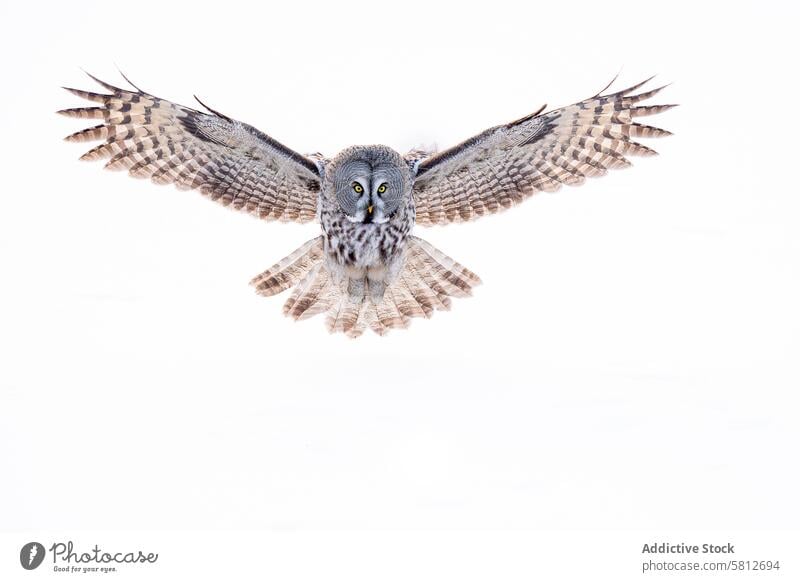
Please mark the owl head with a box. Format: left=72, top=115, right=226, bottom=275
left=328, top=145, right=412, bottom=224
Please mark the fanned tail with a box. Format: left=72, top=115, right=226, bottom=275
left=251, top=235, right=481, bottom=337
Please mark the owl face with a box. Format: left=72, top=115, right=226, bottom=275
left=331, top=146, right=410, bottom=224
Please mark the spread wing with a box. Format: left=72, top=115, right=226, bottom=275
left=411, top=77, right=676, bottom=226
left=59, top=73, right=324, bottom=223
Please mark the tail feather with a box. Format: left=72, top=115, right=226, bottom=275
left=404, top=251, right=453, bottom=310
left=326, top=296, right=364, bottom=336
left=281, top=263, right=317, bottom=316
left=349, top=301, right=371, bottom=338
left=398, top=269, right=436, bottom=317
left=284, top=263, right=334, bottom=320
left=388, top=282, right=429, bottom=319
left=250, top=236, right=323, bottom=297
left=409, top=236, right=481, bottom=297
left=252, top=235, right=481, bottom=337
left=370, top=291, right=410, bottom=336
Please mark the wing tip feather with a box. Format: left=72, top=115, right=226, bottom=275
left=81, top=69, right=125, bottom=94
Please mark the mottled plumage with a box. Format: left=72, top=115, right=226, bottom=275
left=60, top=72, right=674, bottom=337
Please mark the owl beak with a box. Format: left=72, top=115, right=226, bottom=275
left=367, top=205, right=374, bottom=215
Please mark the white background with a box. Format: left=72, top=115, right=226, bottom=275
left=1, top=0, right=798, bottom=579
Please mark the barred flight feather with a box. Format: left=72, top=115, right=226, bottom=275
left=59, top=72, right=324, bottom=223
left=413, top=77, right=675, bottom=225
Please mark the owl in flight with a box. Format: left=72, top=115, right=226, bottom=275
left=60, top=73, right=674, bottom=337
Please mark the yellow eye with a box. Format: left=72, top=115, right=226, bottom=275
left=377, top=183, right=387, bottom=194
left=352, top=183, right=364, bottom=194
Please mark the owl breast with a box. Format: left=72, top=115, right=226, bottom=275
left=319, top=191, right=415, bottom=295
left=321, top=197, right=415, bottom=268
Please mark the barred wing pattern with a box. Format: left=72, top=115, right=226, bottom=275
left=59, top=73, right=323, bottom=223
left=412, top=78, right=675, bottom=226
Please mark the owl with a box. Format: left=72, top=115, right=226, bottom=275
left=59, top=72, right=674, bottom=337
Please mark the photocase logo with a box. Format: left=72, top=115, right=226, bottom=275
left=20, top=542, right=46, bottom=570
left=17, top=539, right=158, bottom=573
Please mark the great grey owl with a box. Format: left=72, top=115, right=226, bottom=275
left=59, top=73, right=674, bottom=337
